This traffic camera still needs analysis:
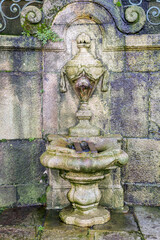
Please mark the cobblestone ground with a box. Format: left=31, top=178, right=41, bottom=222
left=0, top=206, right=159, bottom=240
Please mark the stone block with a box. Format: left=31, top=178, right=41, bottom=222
left=124, top=183, right=160, bottom=206
left=43, top=51, right=70, bottom=73
left=149, top=72, right=160, bottom=139
left=102, top=24, right=125, bottom=51
left=0, top=35, right=41, bottom=49
left=46, top=187, right=69, bottom=209
left=0, top=72, right=42, bottom=139
left=100, top=168, right=121, bottom=188
left=0, top=140, right=46, bottom=185
left=17, top=183, right=47, bottom=205
left=126, top=50, right=160, bottom=72
left=102, top=51, right=125, bottom=72
left=122, top=138, right=160, bottom=183
left=100, top=186, right=124, bottom=209
left=134, top=206, right=160, bottom=240
left=125, top=34, right=160, bottom=50
left=48, top=169, right=70, bottom=188
left=0, top=206, right=45, bottom=227
left=0, top=50, right=42, bottom=72
left=43, top=73, right=59, bottom=135
left=0, top=185, right=16, bottom=207
left=110, top=72, right=149, bottom=137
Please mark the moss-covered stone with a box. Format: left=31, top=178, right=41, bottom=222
left=0, top=185, right=16, bottom=207
left=17, top=183, right=46, bottom=205
left=0, top=140, right=46, bottom=185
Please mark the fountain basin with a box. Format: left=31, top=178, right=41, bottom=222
left=40, top=134, right=128, bottom=227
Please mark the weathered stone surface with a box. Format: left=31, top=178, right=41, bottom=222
left=43, top=51, right=70, bottom=73
left=0, top=206, right=45, bottom=240
left=134, top=206, right=160, bottom=240
left=122, top=138, right=160, bottom=183
left=124, top=183, right=160, bottom=206
left=110, top=72, right=149, bottom=137
left=100, top=187, right=124, bottom=209
left=102, top=51, right=125, bottom=72
left=46, top=186, right=69, bottom=209
left=92, top=231, right=141, bottom=240
left=0, top=185, right=16, bottom=207
left=126, top=50, right=160, bottom=72
left=100, top=168, right=121, bottom=188
left=93, top=211, right=138, bottom=232
left=48, top=169, right=70, bottom=188
left=125, top=34, right=160, bottom=50
left=0, top=140, right=46, bottom=185
left=0, top=226, right=35, bottom=240
left=43, top=209, right=89, bottom=240
left=43, top=73, right=59, bottom=135
left=17, top=183, right=46, bottom=205
left=0, top=35, right=41, bottom=49
left=149, top=72, right=160, bottom=139
left=0, top=50, right=42, bottom=72
left=0, top=206, right=45, bottom=226
left=0, top=72, right=42, bottom=139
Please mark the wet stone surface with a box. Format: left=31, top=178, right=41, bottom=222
left=0, top=206, right=159, bottom=239
left=134, top=206, right=160, bottom=240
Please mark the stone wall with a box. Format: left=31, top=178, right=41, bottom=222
left=0, top=36, right=46, bottom=207
left=0, top=8, right=160, bottom=207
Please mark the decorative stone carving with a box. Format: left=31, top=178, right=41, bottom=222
left=60, top=33, right=108, bottom=137
left=44, top=1, right=146, bottom=37
left=20, top=6, right=42, bottom=34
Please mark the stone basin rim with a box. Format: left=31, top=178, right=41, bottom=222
left=40, top=149, right=128, bottom=173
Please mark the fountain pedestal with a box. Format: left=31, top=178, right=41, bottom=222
left=59, top=171, right=110, bottom=227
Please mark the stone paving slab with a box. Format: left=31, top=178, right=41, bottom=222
left=93, top=211, right=138, bottom=232
left=134, top=206, right=160, bottom=240
left=1, top=206, right=159, bottom=240
left=0, top=206, right=45, bottom=240
left=92, top=231, right=142, bottom=240
left=42, top=209, right=89, bottom=240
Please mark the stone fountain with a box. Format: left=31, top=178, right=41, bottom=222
left=40, top=33, right=128, bottom=227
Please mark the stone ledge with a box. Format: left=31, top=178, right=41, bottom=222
left=0, top=35, right=65, bottom=51
left=1, top=34, right=160, bottom=52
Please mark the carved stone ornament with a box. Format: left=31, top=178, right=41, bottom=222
left=20, top=6, right=42, bottom=34
left=60, top=33, right=109, bottom=137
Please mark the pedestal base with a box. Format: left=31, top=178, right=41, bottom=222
left=59, top=206, right=110, bottom=227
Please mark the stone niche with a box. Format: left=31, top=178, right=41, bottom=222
left=41, top=0, right=146, bottom=209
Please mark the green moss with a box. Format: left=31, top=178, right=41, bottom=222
left=22, top=22, right=63, bottom=46
left=0, top=139, right=7, bottom=142
left=116, top=1, right=122, bottom=7
left=29, top=138, right=35, bottom=142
